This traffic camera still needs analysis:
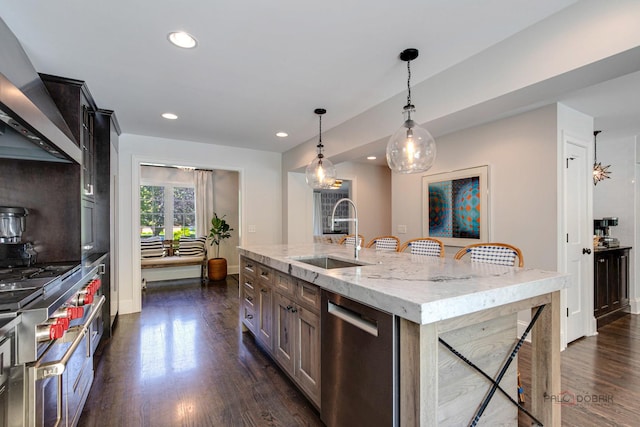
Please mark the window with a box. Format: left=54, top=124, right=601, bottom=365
left=140, top=185, right=196, bottom=239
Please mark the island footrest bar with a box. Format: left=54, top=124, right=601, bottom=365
left=439, top=304, right=546, bottom=427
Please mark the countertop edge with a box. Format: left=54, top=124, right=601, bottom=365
left=239, top=244, right=570, bottom=325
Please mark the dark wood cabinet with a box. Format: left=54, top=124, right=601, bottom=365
left=40, top=74, right=120, bottom=339
left=594, top=247, right=631, bottom=328
left=40, top=74, right=98, bottom=200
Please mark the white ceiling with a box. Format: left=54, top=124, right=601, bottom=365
left=1, top=0, right=638, bottom=162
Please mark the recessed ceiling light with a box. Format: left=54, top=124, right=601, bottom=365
left=162, top=113, right=178, bottom=120
left=167, top=31, right=197, bottom=49
left=276, top=131, right=288, bottom=138
left=367, top=156, right=377, bottom=160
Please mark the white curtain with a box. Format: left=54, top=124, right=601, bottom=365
left=313, top=192, right=323, bottom=236
left=195, top=170, right=215, bottom=258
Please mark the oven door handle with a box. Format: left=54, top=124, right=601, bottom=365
left=34, top=295, right=105, bottom=381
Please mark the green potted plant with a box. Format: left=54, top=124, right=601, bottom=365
left=208, top=213, right=234, bottom=281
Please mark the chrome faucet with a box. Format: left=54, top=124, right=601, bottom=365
left=331, top=198, right=360, bottom=259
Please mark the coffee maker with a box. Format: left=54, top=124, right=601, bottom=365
left=0, top=206, right=37, bottom=267
left=594, top=217, right=620, bottom=248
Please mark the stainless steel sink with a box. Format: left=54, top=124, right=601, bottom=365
left=293, top=256, right=368, bottom=269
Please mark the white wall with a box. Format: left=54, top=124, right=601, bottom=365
left=334, top=162, right=392, bottom=243
left=117, top=134, right=282, bottom=314
left=594, top=135, right=637, bottom=312
left=285, top=161, right=392, bottom=245
left=391, top=105, right=559, bottom=270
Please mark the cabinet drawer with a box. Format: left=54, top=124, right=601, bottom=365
left=297, top=281, right=321, bottom=312
left=241, top=302, right=256, bottom=332
left=274, top=272, right=295, bottom=296
left=241, top=257, right=257, bottom=276
left=241, top=273, right=257, bottom=293
left=242, top=284, right=256, bottom=309
left=257, top=264, right=273, bottom=284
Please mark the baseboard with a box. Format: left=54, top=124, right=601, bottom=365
left=145, top=277, right=202, bottom=287
left=629, top=297, right=640, bottom=314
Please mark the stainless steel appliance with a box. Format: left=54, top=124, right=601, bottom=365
left=0, top=207, right=29, bottom=243
left=0, top=260, right=104, bottom=427
left=0, top=207, right=37, bottom=268
left=321, top=290, right=398, bottom=427
left=594, top=217, right=620, bottom=248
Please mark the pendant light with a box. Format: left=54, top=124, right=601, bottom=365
left=306, top=108, right=337, bottom=189
left=593, top=130, right=611, bottom=185
left=386, top=48, right=436, bottom=174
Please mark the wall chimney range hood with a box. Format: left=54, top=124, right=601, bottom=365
left=0, top=17, right=81, bottom=164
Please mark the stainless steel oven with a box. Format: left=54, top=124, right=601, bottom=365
left=28, top=292, right=104, bottom=427
left=0, top=259, right=105, bottom=427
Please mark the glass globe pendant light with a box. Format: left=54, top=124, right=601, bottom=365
left=305, top=108, right=337, bottom=189
left=386, top=48, right=436, bottom=174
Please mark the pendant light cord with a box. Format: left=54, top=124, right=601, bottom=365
left=405, top=60, right=414, bottom=121
left=406, top=60, right=412, bottom=108
left=317, top=111, right=324, bottom=160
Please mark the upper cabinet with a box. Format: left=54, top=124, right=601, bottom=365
left=40, top=74, right=97, bottom=199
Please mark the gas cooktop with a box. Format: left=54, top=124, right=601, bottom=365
left=0, top=262, right=80, bottom=312
left=0, top=263, right=79, bottom=283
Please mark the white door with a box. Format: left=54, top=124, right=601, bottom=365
left=564, top=137, right=592, bottom=343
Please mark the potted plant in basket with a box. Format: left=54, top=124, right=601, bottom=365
left=208, top=213, right=234, bottom=281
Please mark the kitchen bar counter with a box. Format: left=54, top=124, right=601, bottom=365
left=239, top=243, right=569, bottom=426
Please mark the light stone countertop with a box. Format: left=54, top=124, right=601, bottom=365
left=238, top=243, right=570, bottom=325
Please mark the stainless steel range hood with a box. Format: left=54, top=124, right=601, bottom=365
left=0, top=17, right=81, bottom=164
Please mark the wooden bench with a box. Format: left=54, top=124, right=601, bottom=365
left=141, top=239, right=206, bottom=283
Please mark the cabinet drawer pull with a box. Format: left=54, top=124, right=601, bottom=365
left=246, top=314, right=253, bottom=319
left=260, top=288, right=268, bottom=293
left=598, top=259, right=606, bottom=263
left=246, top=296, right=253, bottom=302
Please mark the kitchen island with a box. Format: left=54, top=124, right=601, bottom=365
left=238, top=243, right=569, bottom=426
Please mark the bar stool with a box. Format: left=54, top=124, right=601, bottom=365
left=453, top=242, right=523, bottom=267
left=365, top=236, right=400, bottom=252
left=337, top=234, right=365, bottom=247
left=399, top=237, right=445, bottom=257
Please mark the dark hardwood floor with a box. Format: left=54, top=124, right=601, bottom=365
left=78, top=276, right=323, bottom=427
left=80, top=276, right=640, bottom=426
left=518, top=314, right=640, bottom=426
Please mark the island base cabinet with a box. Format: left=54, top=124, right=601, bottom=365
left=274, top=292, right=321, bottom=407
left=241, top=256, right=321, bottom=409
left=256, top=282, right=273, bottom=351
left=274, top=292, right=295, bottom=376
left=294, top=306, right=320, bottom=405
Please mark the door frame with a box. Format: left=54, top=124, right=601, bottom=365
left=558, top=130, right=596, bottom=349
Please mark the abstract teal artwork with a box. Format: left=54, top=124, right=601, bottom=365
left=423, top=166, right=488, bottom=246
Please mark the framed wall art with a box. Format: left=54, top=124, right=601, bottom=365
left=422, top=165, right=489, bottom=247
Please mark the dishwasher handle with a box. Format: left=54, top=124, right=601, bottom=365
left=327, top=300, right=378, bottom=337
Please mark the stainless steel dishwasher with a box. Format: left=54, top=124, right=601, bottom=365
left=321, top=290, right=398, bottom=427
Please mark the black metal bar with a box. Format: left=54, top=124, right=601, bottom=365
left=439, top=337, right=543, bottom=426
left=468, top=304, right=546, bottom=426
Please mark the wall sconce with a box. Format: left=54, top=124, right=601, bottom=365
left=593, top=130, right=611, bottom=185
left=386, top=48, right=436, bottom=174
left=306, top=108, right=337, bottom=189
